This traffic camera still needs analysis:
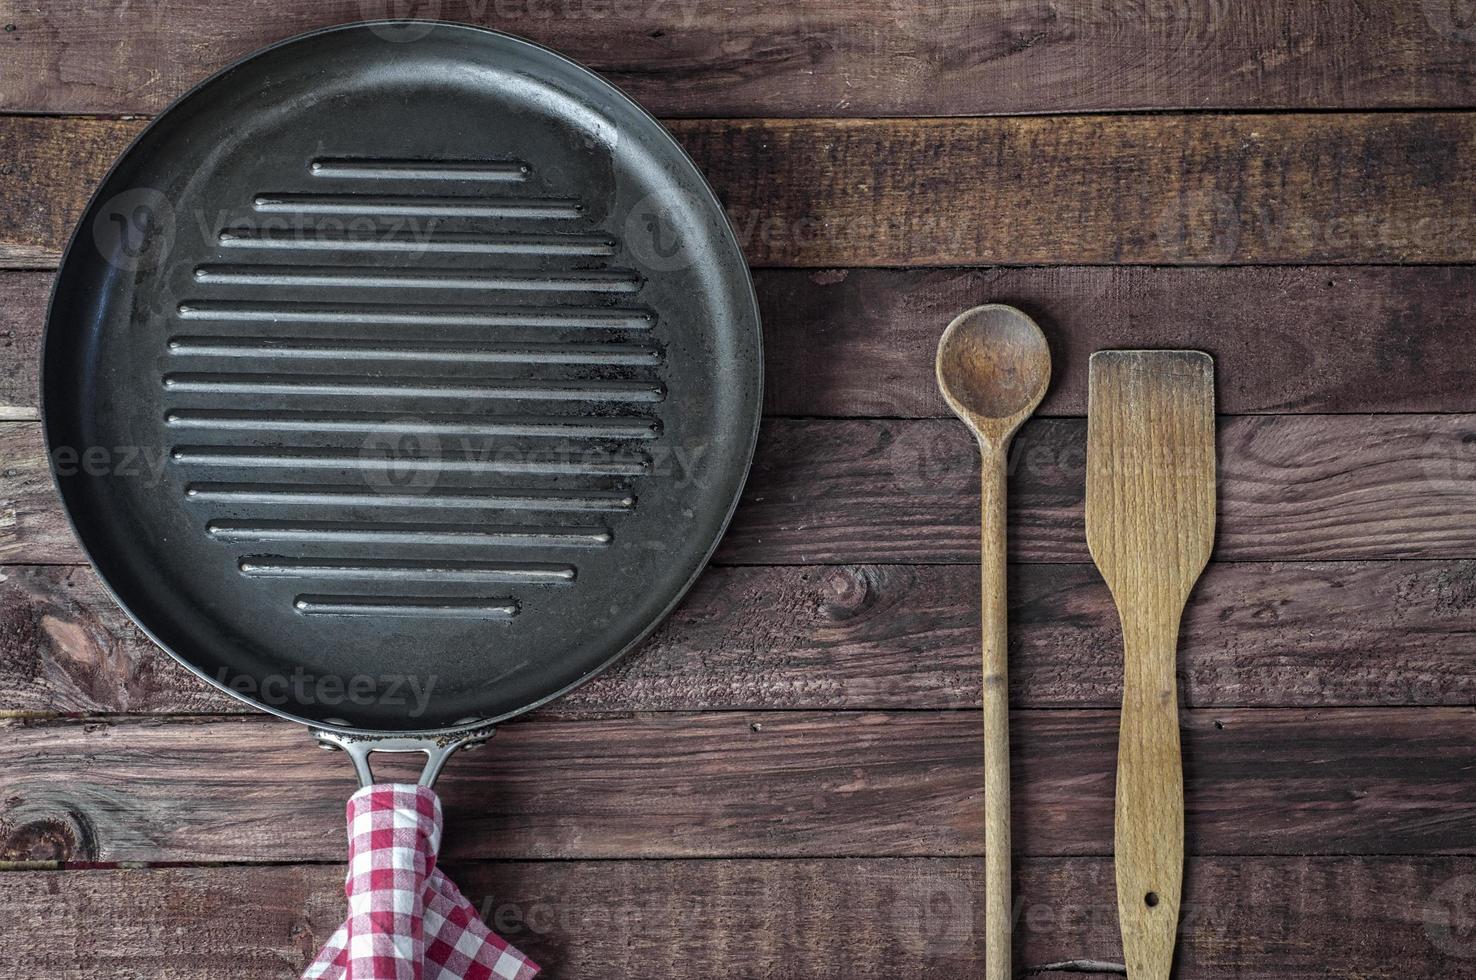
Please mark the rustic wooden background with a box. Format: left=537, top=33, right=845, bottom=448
left=4, top=2, right=1476, bottom=977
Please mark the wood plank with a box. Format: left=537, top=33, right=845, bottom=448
left=728, top=413, right=1476, bottom=563
left=1, top=857, right=1469, bottom=978
left=12, top=413, right=1476, bottom=565
left=2, top=709, right=1473, bottom=863
left=0, top=116, right=138, bottom=268
left=10, top=559, right=1476, bottom=715
left=11, top=265, right=1476, bottom=419
left=687, top=113, right=1476, bottom=266
left=5, top=1, right=1476, bottom=117
left=0, top=423, right=63, bottom=563
left=0, top=272, right=45, bottom=420
left=7, top=113, right=1476, bottom=267
left=758, top=265, right=1476, bottom=417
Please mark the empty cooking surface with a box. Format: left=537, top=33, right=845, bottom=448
left=42, top=25, right=761, bottom=729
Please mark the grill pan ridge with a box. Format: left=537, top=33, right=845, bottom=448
left=42, top=23, right=762, bottom=735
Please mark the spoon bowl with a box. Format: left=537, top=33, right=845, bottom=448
left=936, top=304, right=1052, bottom=443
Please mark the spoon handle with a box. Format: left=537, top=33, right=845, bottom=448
left=979, top=445, right=1012, bottom=980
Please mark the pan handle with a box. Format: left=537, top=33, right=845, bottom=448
left=311, top=725, right=498, bottom=788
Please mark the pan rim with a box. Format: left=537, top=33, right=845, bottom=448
left=40, top=20, right=763, bottom=737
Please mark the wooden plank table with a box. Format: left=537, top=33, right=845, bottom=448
left=3, top=3, right=1476, bottom=976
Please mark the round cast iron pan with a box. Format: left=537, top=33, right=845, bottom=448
left=42, top=22, right=762, bottom=734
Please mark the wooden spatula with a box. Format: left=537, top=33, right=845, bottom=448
left=1085, top=350, right=1216, bottom=980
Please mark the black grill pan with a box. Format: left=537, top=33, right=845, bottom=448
left=42, top=22, right=760, bottom=777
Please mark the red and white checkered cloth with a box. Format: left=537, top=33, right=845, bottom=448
left=303, top=784, right=540, bottom=980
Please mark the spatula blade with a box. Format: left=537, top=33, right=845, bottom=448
left=1085, top=350, right=1216, bottom=606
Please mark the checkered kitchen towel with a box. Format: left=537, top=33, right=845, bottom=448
left=303, top=784, right=540, bottom=980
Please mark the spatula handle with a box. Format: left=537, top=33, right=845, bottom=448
left=979, top=446, right=1012, bottom=980
left=1114, top=617, right=1184, bottom=980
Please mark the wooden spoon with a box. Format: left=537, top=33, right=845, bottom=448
left=935, top=304, right=1051, bottom=980
left=1085, top=350, right=1216, bottom=980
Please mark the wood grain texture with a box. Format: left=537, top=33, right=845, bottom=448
left=682, top=113, right=1476, bottom=265
left=2, top=856, right=1471, bottom=978
left=728, top=413, right=1476, bottom=563
left=4, top=1, right=1476, bottom=117
left=2, top=857, right=1473, bottom=978
left=0, top=116, right=136, bottom=268
left=4, top=8, right=1475, bottom=977
left=7, top=559, right=1476, bottom=715
left=3, top=709, right=1475, bottom=864
left=1086, top=351, right=1217, bottom=980
left=0, top=272, right=44, bottom=420
left=11, top=265, right=1476, bottom=419
left=758, top=265, right=1476, bottom=417
left=11, top=413, right=1476, bottom=565
left=7, top=114, right=1476, bottom=267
